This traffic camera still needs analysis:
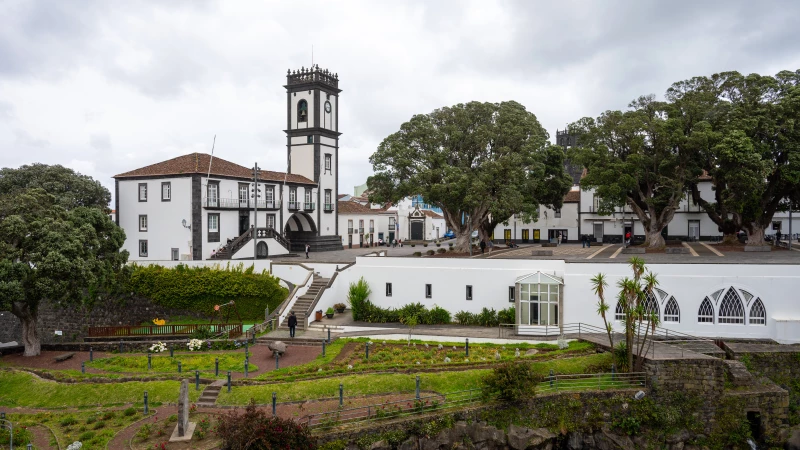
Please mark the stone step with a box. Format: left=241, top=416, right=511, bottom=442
left=196, top=380, right=226, bottom=407
left=725, top=360, right=756, bottom=387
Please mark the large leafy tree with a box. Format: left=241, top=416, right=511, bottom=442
left=675, top=70, right=800, bottom=245
left=569, top=96, right=697, bottom=248
left=0, top=163, right=112, bottom=211
left=367, top=101, right=571, bottom=251
left=0, top=167, right=126, bottom=356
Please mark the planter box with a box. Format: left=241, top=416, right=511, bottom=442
left=335, top=309, right=345, bottom=314
left=531, top=250, right=553, bottom=256
left=665, top=247, right=690, bottom=254
left=325, top=313, right=334, bottom=319
left=622, top=247, right=646, bottom=254
left=744, top=245, right=772, bottom=252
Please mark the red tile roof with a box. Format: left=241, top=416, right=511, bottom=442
left=114, top=153, right=316, bottom=185
left=337, top=201, right=391, bottom=215
left=563, top=190, right=580, bottom=203
left=422, top=210, right=444, bottom=219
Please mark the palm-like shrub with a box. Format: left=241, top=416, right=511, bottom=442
left=347, top=277, right=372, bottom=321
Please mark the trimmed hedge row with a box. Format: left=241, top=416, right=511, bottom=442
left=127, top=263, right=288, bottom=320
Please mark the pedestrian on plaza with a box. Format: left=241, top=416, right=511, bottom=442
left=305, top=243, right=310, bottom=259
left=393, top=239, right=397, bottom=248
left=479, top=239, right=486, bottom=254
left=625, top=231, right=631, bottom=246
left=399, top=239, right=403, bottom=247
left=288, top=311, right=297, bottom=338
left=557, top=233, right=562, bottom=245
left=488, top=239, right=494, bottom=253
left=211, top=249, right=216, bottom=258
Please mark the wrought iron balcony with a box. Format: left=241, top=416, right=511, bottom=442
left=288, top=201, right=300, bottom=211
left=203, top=197, right=281, bottom=210
left=369, top=227, right=375, bottom=233
left=358, top=228, right=364, bottom=234
left=388, top=224, right=396, bottom=231
left=304, top=202, right=315, bottom=212
left=324, top=203, right=334, bottom=212
left=347, top=228, right=354, bottom=234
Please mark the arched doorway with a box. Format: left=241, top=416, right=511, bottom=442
left=283, top=212, right=318, bottom=235
left=256, top=241, right=268, bottom=259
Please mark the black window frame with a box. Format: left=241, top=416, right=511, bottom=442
left=297, top=99, right=308, bottom=123
left=139, top=239, right=148, bottom=257
left=466, top=285, right=473, bottom=300
left=425, top=284, right=432, bottom=299
left=509, top=286, right=515, bottom=303
left=307, top=135, right=313, bottom=144
left=208, top=213, right=220, bottom=243
left=161, top=182, right=171, bottom=202
left=138, top=214, right=148, bottom=232
left=171, top=248, right=179, bottom=261
left=138, top=183, right=148, bottom=202
left=324, top=153, right=332, bottom=173
left=386, top=283, right=392, bottom=297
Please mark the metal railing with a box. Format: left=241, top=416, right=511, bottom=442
left=538, top=372, right=647, bottom=393
left=324, top=203, right=334, bottom=212
left=304, top=202, right=315, bottom=211
left=347, top=228, right=354, bottom=234
left=306, top=389, right=481, bottom=429
left=288, top=201, right=300, bottom=210
left=201, top=197, right=280, bottom=210
left=497, top=322, right=608, bottom=339
left=87, top=323, right=242, bottom=338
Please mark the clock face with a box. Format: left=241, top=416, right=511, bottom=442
left=324, top=101, right=331, bottom=113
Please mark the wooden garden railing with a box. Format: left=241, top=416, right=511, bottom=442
left=87, top=323, right=243, bottom=338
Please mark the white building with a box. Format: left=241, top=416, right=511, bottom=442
left=337, top=200, right=396, bottom=248
left=491, top=189, right=580, bottom=244
left=114, top=65, right=344, bottom=260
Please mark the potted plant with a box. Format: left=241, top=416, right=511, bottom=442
left=325, top=307, right=335, bottom=319
left=334, top=303, right=346, bottom=314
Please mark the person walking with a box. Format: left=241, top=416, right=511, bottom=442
left=479, top=239, right=486, bottom=254
left=624, top=231, right=631, bottom=247
left=287, top=311, right=297, bottom=338
left=305, top=243, right=310, bottom=259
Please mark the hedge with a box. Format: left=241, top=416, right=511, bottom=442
left=127, top=263, right=288, bottom=320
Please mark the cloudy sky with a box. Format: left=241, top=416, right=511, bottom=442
left=1, top=0, right=798, bottom=206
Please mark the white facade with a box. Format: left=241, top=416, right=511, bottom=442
left=387, top=198, right=447, bottom=241
left=313, top=256, right=800, bottom=343
left=338, top=209, right=395, bottom=248
left=492, top=198, right=579, bottom=243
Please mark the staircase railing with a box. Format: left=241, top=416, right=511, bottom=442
left=248, top=269, right=313, bottom=339
left=255, top=227, right=291, bottom=252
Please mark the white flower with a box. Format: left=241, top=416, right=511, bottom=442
left=367, top=341, right=373, bottom=346
left=187, top=339, right=205, bottom=352
left=66, top=442, right=83, bottom=450
left=444, top=357, right=451, bottom=363
left=149, top=342, right=167, bottom=353
left=464, top=359, right=469, bottom=362
left=318, top=368, right=323, bottom=372
left=438, top=344, right=443, bottom=350
left=424, top=343, right=429, bottom=348
left=347, top=364, right=353, bottom=370
left=515, top=348, right=520, bottom=357
left=416, top=361, right=420, bottom=365
left=452, top=346, right=457, bottom=350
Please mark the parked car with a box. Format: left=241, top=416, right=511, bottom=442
left=443, top=230, right=456, bottom=239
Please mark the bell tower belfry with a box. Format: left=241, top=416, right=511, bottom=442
left=285, top=65, right=341, bottom=236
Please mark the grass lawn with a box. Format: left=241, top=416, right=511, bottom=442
left=0, top=371, right=201, bottom=408
left=7, top=409, right=146, bottom=449
left=87, top=353, right=257, bottom=374
left=218, top=352, right=613, bottom=405
left=256, top=339, right=597, bottom=381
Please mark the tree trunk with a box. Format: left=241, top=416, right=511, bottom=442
left=643, top=229, right=666, bottom=249
left=11, top=301, right=41, bottom=357
left=745, top=224, right=767, bottom=246
left=454, top=232, right=472, bottom=253
left=721, top=233, right=739, bottom=245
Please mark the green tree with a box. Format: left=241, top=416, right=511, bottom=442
left=674, top=70, right=800, bottom=245
left=569, top=96, right=694, bottom=248
left=367, top=101, right=571, bottom=251
left=0, top=163, right=112, bottom=212
left=0, top=189, right=127, bottom=356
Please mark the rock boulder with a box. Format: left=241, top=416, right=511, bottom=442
left=507, top=424, right=556, bottom=450
left=267, top=341, right=287, bottom=356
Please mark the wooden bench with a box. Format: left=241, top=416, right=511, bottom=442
left=53, top=352, right=75, bottom=362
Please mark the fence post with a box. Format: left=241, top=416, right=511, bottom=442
left=549, top=369, right=554, bottom=388
left=339, top=383, right=343, bottom=407
left=143, top=391, right=148, bottom=415
left=322, top=339, right=326, bottom=356
left=275, top=353, right=280, bottom=370
left=244, top=359, right=249, bottom=378
left=272, top=392, right=277, bottom=417
left=178, top=361, right=182, bottom=373
left=327, top=328, right=331, bottom=343
left=416, top=375, right=420, bottom=400
left=215, top=358, right=219, bottom=377
left=169, top=343, right=174, bottom=358
left=195, top=371, right=200, bottom=390
left=365, top=342, right=369, bottom=359
left=119, top=340, right=123, bottom=353
left=245, top=341, right=249, bottom=358
left=89, top=346, right=93, bottom=362
left=465, top=338, right=469, bottom=357
left=227, top=371, right=231, bottom=393
left=148, top=353, right=152, bottom=370
left=578, top=323, right=581, bottom=339
left=81, top=362, right=85, bottom=374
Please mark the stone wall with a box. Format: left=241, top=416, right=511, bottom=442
left=735, top=351, right=800, bottom=385
left=0, top=296, right=206, bottom=344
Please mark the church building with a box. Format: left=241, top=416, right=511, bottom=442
left=113, top=65, right=343, bottom=260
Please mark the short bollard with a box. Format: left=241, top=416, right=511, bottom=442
left=144, top=391, right=149, bottom=414
left=227, top=371, right=231, bottom=393
left=215, top=358, right=219, bottom=377
left=272, top=392, right=277, bottom=417
left=178, top=361, right=182, bottom=373
left=89, top=346, right=93, bottom=362
left=415, top=375, right=420, bottom=400
left=147, top=353, right=152, bottom=370
left=322, top=339, right=326, bottom=356
left=118, top=340, right=123, bottom=353
left=365, top=342, right=369, bottom=359
left=195, top=370, right=200, bottom=390
left=339, top=383, right=343, bottom=406
left=465, top=338, right=469, bottom=357
left=549, top=369, right=554, bottom=388
left=327, top=328, right=331, bottom=343
left=275, top=353, right=280, bottom=370
left=29, top=442, right=33, bottom=449
left=169, top=344, right=174, bottom=358
left=245, top=341, right=249, bottom=357
left=81, top=362, right=85, bottom=374
left=244, top=359, right=249, bottom=378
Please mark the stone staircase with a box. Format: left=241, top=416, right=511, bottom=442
left=210, top=227, right=292, bottom=260
left=724, top=360, right=756, bottom=387
left=279, top=276, right=330, bottom=331
left=287, top=232, right=344, bottom=252
left=196, top=379, right=225, bottom=407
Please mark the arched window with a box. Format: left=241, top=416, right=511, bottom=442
left=719, top=289, right=745, bottom=324
left=298, top=100, right=308, bottom=123
left=749, top=298, right=766, bottom=325
left=664, top=297, right=680, bottom=323
left=643, top=290, right=659, bottom=319
left=615, top=301, right=625, bottom=321
left=698, top=298, right=714, bottom=323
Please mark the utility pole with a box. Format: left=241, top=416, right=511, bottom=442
left=252, top=163, right=260, bottom=261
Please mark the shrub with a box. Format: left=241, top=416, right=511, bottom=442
left=333, top=302, right=346, bottom=311
left=436, top=243, right=441, bottom=247
left=123, top=407, right=137, bottom=417
left=498, top=306, right=515, bottom=325
left=78, top=431, right=95, bottom=441
left=326, top=307, right=335, bottom=315
left=481, top=361, right=542, bottom=401
left=127, top=263, right=288, bottom=320
left=477, top=307, right=499, bottom=327
left=191, top=326, right=215, bottom=340
left=613, top=342, right=629, bottom=372
left=0, top=426, right=32, bottom=446
left=411, top=244, right=416, bottom=247
left=426, top=305, right=452, bottom=324
left=454, top=310, right=478, bottom=326
left=85, top=416, right=96, bottom=424
left=92, top=421, right=105, bottom=430
left=135, top=423, right=152, bottom=442
left=426, top=250, right=435, bottom=256
left=217, top=400, right=315, bottom=449
left=437, top=248, right=446, bottom=254
left=413, top=252, right=422, bottom=257
left=101, top=411, right=116, bottom=421
left=347, top=277, right=372, bottom=321
left=60, top=417, right=78, bottom=427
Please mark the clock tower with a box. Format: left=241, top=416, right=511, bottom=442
left=285, top=65, right=341, bottom=237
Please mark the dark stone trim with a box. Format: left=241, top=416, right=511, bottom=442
left=138, top=239, right=149, bottom=257
left=138, top=182, right=148, bottom=202
left=208, top=212, right=220, bottom=243
left=191, top=175, right=202, bottom=260
left=138, top=214, right=148, bottom=232
left=335, top=93, right=339, bottom=236
left=314, top=88, right=320, bottom=129
left=284, top=127, right=341, bottom=138
left=114, top=179, right=119, bottom=226
left=287, top=91, right=291, bottom=131
left=288, top=142, right=338, bottom=149
left=324, top=153, right=332, bottom=174
left=283, top=82, right=341, bottom=95
left=161, top=181, right=171, bottom=202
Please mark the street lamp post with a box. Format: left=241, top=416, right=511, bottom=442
left=1, top=411, right=13, bottom=450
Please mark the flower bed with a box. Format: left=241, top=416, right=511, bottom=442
left=87, top=353, right=257, bottom=374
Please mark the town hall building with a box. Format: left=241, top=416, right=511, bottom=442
left=114, top=65, right=343, bottom=260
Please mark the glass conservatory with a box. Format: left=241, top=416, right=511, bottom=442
left=515, top=272, right=563, bottom=328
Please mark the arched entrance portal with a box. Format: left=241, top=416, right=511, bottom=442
left=283, top=212, right=318, bottom=235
